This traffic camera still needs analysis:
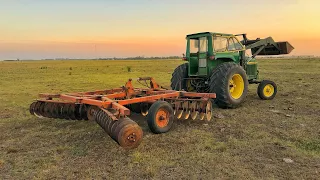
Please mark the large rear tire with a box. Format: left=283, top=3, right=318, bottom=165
left=171, top=63, right=188, bottom=91
left=209, top=62, right=248, bottom=108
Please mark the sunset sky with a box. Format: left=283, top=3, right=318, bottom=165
left=0, top=0, right=319, bottom=59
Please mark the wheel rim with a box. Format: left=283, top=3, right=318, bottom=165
left=229, top=74, right=244, bottom=99
left=263, top=84, right=274, bottom=97
left=155, top=108, right=169, bottom=128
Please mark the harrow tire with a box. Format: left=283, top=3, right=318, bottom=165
left=147, top=101, right=174, bottom=134
left=171, top=63, right=188, bottom=91
left=209, top=62, right=248, bottom=108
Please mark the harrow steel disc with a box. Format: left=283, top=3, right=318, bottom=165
left=140, top=103, right=149, bottom=116
left=113, top=118, right=134, bottom=140
left=110, top=120, right=122, bottom=140
left=29, top=102, right=36, bottom=115
left=107, top=117, right=118, bottom=136
left=205, top=101, right=213, bottom=121
left=45, top=103, right=54, bottom=118
left=42, top=103, right=49, bottom=117
left=79, top=105, right=88, bottom=120
left=74, top=104, right=83, bottom=120
left=68, top=104, right=76, bottom=120
left=117, top=123, right=143, bottom=149
left=33, top=101, right=43, bottom=118
left=87, top=105, right=98, bottom=121
left=39, top=102, right=46, bottom=118
left=181, top=101, right=190, bottom=120
left=29, top=102, right=37, bottom=115
left=51, top=103, right=60, bottom=119
left=56, top=103, right=64, bottom=119
left=94, top=108, right=143, bottom=149
left=175, top=102, right=183, bottom=119
left=62, top=104, right=71, bottom=120
left=198, top=101, right=205, bottom=121
left=189, top=101, right=199, bottom=120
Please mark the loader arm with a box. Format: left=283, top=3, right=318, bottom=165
left=236, top=34, right=294, bottom=58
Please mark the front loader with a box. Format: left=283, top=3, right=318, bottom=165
left=171, top=32, right=294, bottom=108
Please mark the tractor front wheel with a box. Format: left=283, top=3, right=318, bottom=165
left=147, top=101, right=174, bottom=134
left=257, top=80, right=277, bottom=100
left=209, top=62, right=248, bottom=108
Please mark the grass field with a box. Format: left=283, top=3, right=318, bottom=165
left=0, top=59, right=319, bottom=179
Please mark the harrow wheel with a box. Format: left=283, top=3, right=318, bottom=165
left=147, top=101, right=174, bottom=134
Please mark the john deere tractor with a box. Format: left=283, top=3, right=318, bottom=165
left=171, top=32, right=294, bottom=108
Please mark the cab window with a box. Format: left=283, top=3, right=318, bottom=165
left=229, top=37, right=243, bottom=51
left=228, top=38, right=236, bottom=51
left=213, top=36, right=228, bottom=52
left=190, top=37, right=208, bottom=54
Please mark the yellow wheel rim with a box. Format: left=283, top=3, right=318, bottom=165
left=229, top=74, right=244, bottom=99
left=263, top=84, right=274, bottom=97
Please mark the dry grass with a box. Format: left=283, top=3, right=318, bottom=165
left=0, top=59, right=319, bottom=179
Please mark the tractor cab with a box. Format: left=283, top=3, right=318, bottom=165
left=185, top=32, right=245, bottom=76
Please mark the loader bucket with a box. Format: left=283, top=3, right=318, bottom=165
left=252, top=41, right=294, bottom=56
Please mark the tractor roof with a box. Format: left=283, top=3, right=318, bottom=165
left=186, top=32, right=233, bottom=38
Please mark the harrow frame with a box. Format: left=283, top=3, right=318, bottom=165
left=29, top=77, right=216, bottom=149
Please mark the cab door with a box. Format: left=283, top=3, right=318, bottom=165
left=198, top=37, right=208, bottom=76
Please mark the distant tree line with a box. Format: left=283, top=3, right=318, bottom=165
left=41, top=56, right=182, bottom=60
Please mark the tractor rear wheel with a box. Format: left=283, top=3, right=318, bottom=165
left=171, top=63, right=188, bottom=91
left=209, top=62, right=248, bottom=108
left=147, top=101, right=174, bottom=134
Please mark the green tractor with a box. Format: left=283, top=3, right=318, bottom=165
left=171, top=32, right=294, bottom=108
